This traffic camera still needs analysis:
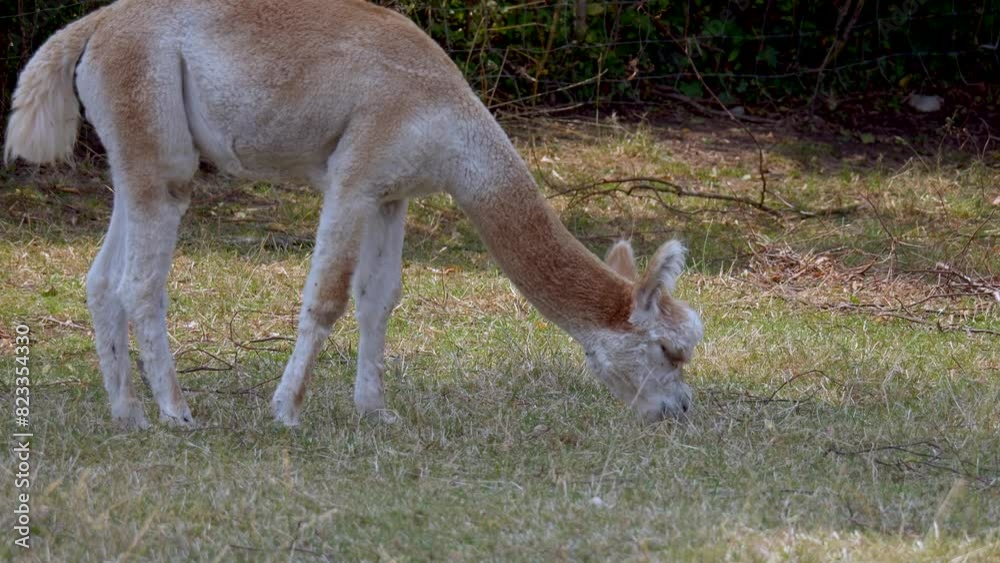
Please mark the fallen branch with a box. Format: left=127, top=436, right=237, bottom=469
left=174, top=347, right=234, bottom=374
left=767, top=369, right=836, bottom=401
left=826, top=440, right=998, bottom=486
left=658, top=91, right=779, bottom=125
left=793, top=299, right=999, bottom=337
left=548, top=176, right=860, bottom=218
left=182, top=375, right=283, bottom=398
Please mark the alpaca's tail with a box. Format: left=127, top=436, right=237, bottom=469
left=4, top=7, right=108, bottom=164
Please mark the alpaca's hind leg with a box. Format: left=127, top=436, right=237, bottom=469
left=78, top=39, right=198, bottom=426
left=87, top=191, right=147, bottom=428
left=353, top=200, right=407, bottom=421
left=119, top=181, right=194, bottom=425
left=272, top=186, right=375, bottom=426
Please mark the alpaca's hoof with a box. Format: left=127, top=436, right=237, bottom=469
left=159, top=404, right=196, bottom=428
left=354, top=389, right=391, bottom=422
left=271, top=392, right=300, bottom=427
left=112, top=400, right=150, bottom=430
left=362, top=409, right=399, bottom=425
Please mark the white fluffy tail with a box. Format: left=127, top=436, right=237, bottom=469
left=4, top=8, right=107, bottom=164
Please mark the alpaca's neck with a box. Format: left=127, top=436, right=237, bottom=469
left=451, top=148, right=633, bottom=338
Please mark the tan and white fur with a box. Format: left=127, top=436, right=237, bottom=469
left=5, top=0, right=703, bottom=428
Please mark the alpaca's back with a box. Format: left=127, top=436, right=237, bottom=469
left=75, top=0, right=478, bottom=182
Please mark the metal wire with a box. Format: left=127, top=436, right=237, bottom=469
left=2, top=0, right=998, bottom=107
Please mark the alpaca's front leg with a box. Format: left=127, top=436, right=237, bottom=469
left=272, top=190, right=371, bottom=426
left=353, top=200, right=408, bottom=422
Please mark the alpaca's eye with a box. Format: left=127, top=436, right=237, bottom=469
left=659, top=343, right=683, bottom=366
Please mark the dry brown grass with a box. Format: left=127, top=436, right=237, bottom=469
left=0, top=115, right=997, bottom=560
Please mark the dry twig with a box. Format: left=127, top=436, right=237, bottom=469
left=549, top=176, right=860, bottom=218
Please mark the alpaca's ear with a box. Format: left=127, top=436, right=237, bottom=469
left=605, top=240, right=638, bottom=281
left=634, top=240, right=686, bottom=310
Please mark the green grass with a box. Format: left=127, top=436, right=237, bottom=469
left=1, top=117, right=998, bottom=561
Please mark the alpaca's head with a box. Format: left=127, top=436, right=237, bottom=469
left=584, top=240, right=703, bottom=423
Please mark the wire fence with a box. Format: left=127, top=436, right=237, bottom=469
left=2, top=0, right=999, bottom=116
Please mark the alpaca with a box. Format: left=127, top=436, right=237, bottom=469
left=4, top=0, right=703, bottom=428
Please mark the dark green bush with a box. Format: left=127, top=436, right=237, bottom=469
left=3, top=0, right=998, bottom=115
left=388, top=0, right=998, bottom=105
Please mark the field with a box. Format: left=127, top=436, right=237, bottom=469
left=1, top=115, right=998, bottom=561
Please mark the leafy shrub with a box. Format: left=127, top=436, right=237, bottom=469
left=3, top=0, right=997, bottom=114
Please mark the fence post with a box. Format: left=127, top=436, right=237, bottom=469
left=574, top=0, right=587, bottom=41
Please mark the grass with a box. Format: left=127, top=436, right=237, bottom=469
left=1, top=115, right=998, bottom=561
